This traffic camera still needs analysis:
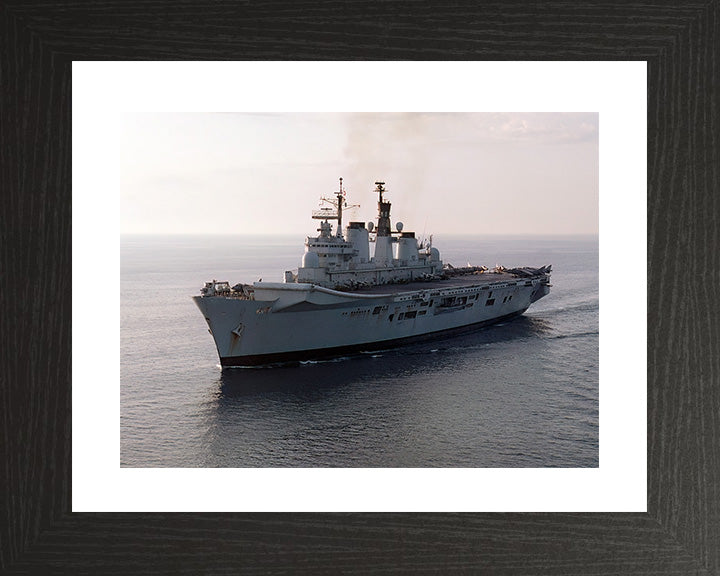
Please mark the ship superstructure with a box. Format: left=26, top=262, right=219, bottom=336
left=293, top=180, right=443, bottom=288
left=194, top=179, right=551, bottom=366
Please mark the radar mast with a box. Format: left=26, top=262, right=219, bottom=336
left=311, top=177, right=359, bottom=237
left=374, top=181, right=392, bottom=237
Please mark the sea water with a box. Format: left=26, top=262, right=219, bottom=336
left=121, top=235, right=598, bottom=467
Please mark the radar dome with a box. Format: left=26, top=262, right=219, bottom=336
left=302, top=251, right=319, bottom=268
left=430, top=247, right=440, bottom=261
left=367, top=221, right=375, bottom=232
left=396, top=222, right=404, bottom=232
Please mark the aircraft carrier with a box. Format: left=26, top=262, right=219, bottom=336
left=194, top=179, right=552, bottom=366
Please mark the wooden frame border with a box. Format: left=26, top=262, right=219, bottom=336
left=2, top=2, right=718, bottom=573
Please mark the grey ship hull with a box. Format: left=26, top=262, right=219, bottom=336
left=194, top=271, right=550, bottom=367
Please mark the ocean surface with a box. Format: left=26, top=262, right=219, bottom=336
left=121, top=234, right=598, bottom=468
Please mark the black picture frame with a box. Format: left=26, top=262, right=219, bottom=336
left=2, top=2, right=718, bottom=574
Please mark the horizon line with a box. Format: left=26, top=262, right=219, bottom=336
left=119, top=231, right=600, bottom=237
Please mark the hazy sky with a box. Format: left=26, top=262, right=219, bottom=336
left=120, top=112, right=598, bottom=236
